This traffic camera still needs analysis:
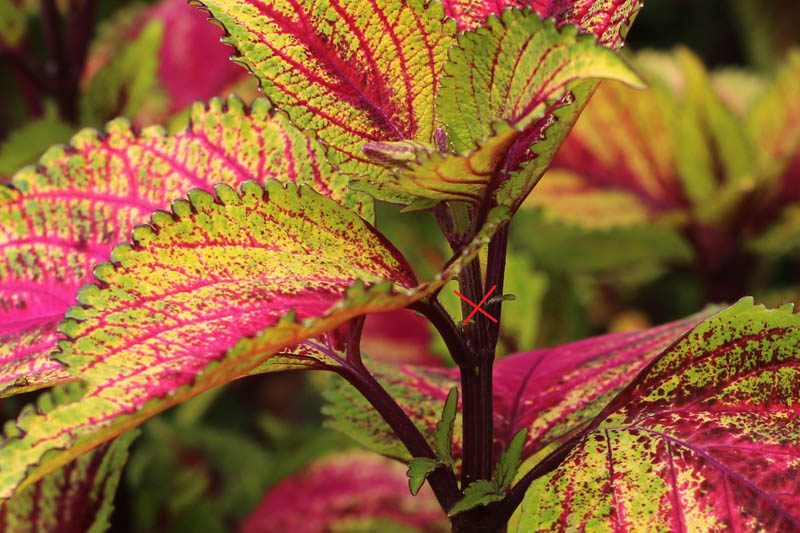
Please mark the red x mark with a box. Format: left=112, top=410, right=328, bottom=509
left=454, top=285, right=498, bottom=325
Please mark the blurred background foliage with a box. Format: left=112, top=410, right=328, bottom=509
left=1, top=0, right=800, bottom=531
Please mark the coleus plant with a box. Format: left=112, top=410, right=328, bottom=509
left=0, top=1, right=799, bottom=532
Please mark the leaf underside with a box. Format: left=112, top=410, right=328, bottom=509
left=323, top=311, right=706, bottom=467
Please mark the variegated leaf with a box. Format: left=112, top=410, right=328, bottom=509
left=377, top=9, right=642, bottom=203
left=0, top=179, right=508, bottom=498
left=241, top=451, right=447, bottom=532
left=323, top=311, right=707, bottom=466
left=0, top=385, right=137, bottom=533
left=197, top=0, right=456, bottom=180
left=0, top=96, right=358, bottom=399
left=517, top=298, right=800, bottom=532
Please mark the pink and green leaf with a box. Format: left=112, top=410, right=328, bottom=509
left=0, top=96, right=359, bottom=399
left=530, top=73, right=688, bottom=223
left=241, top=451, right=447, bottom=532
left=196, top=0, right=456, bottom=180
left=747, top=50, right=800, bottom=185
left=542, top=48, right=754, bottom=224
left=516, top=48, right=770, bottom=275
left=517, top=298, right=800, bottom=531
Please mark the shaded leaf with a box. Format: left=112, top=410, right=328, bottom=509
left=81, top=15, right=168, bottom=126
left=510, top=208, right=693, bottom=281
left=748, top=50, right=800, bottom=210
left=323, top=362, right=459, bottom=461
left=517, top=298, right=800, bottom=531
left=0, top=0, right=26, bottom=47
left=494, top=428, right=526, bottom=492
left=497, top=252, right=548, bottom=354
left=241, top=451, right=447, bottom=533
left=520, top=48, right=774, bottom=277
left=0, top=384, right=137, bottom=533
left=361, top=309, right=440, bottom=366
left=530, top=72, right=687, bottom=221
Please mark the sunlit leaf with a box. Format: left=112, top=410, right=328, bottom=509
left=517, top=298, right=800, bottom=532
left=0, top=180, right=403, bottom=497
left=197, top=0, right=456, bottom=181
left=0, top=96, right=358, bottom=399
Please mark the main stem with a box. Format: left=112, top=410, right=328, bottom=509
left=459, top=258, right=494, bottom=486
left=456, top=220, right=510, bottom=531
